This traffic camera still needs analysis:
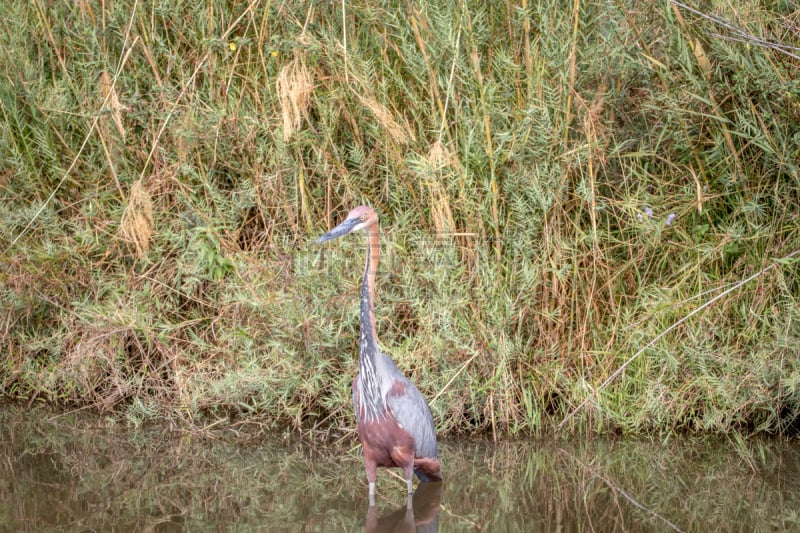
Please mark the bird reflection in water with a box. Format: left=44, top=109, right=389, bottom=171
left=365, top=479, right=442, bottom=533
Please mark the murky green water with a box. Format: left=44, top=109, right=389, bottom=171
left=1, top=406, right=798, bottom=532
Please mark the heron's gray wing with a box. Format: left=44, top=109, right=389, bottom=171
left=385, top=372, right=438, bottom=459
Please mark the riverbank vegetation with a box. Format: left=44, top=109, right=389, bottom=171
left=1, top=1, right=799, bottom=437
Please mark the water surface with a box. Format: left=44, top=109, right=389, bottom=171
left=1, top=406, right=798, bottom=531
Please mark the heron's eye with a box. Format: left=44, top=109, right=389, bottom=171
left=359, top=214, right=366, bottom=222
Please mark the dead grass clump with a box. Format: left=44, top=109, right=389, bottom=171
left=426, top=140, right=463, bottom=172
left=119, top=179, right=154, bottom=257
left=356, top=92, right=415, bottom=145
left=276, top=57, right=314, bottom=142
left=58, top=325, right=176, bottom=412
left=98, top=70, right=127, bottom=139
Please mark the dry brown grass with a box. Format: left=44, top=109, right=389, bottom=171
left=276, top=56, right=314, bottom=142
left=57, top=323, right=177, bottom=412
left=356, top=92, right=415, bottom=146
left=119, top=179, right=154, bottom=257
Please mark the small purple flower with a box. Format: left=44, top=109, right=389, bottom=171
left=637, top=213, right=643, bottom=222
left=645, top=207, right=653, bottom=218
left=665, top=213, right=676, bottom=226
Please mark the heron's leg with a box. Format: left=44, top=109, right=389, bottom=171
left=403, top=463, right=414, bottom=495
left=365, top=456, right=378, bottom=507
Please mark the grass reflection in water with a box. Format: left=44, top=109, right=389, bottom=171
left=1, top=406, right=798, bottom=531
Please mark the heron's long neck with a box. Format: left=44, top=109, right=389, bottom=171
left=359, top=224, right=380, bottom=349
left=358, top=223, right=384, bottom=421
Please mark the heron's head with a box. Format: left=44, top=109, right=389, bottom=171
left=316, top=206, right=378, bottom=243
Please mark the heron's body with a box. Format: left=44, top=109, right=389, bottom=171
left=317, top=206, right=442, bottom=505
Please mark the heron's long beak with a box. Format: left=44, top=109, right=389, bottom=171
left=316, top=218, right=359, bottom=243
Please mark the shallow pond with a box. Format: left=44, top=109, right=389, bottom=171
left=1, top=406, right=798, bottom=532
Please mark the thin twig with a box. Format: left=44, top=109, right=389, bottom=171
left=670, top=0, right=800, bottom=61
left=437, top=24, right=462, bottom=145
left=3, top=1, right=140, bottom=254
left=558, top=249, right=800, bottom=429
left=430, top=350, right=480, bottom=406
left=565, top=449, right=686, bottom=533
left=341, top=0, right=348, bottom=83
left=6, top=1, right=261, bottom=256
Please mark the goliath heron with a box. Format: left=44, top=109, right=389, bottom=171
left=317, top=206, right=442, bottom=505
